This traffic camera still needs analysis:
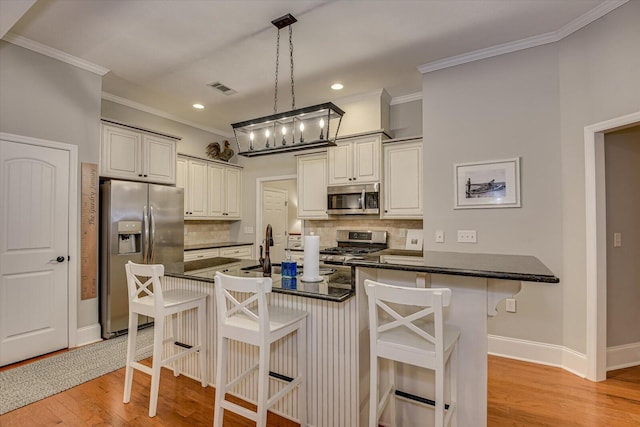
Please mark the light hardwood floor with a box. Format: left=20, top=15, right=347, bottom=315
left=1, top=355, right=639, bottom=426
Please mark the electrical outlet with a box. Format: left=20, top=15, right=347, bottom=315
left=457, top=230, right=477, bottom=243
left=435, top=230, right=445, bottom=243
left=506, top=298, right=517, bottom=313
left=613, top=232, right=622, bottom=247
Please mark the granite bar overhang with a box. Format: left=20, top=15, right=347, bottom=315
left=344, top=249, right=560, bottom=283
left=167, top=258, right=355, bottom=302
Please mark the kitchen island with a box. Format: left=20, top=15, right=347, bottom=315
left=344, top=249, right=559, bottom=427
left=161, top=251, right=557, bottom=427
left=163, top=258, right=358, bottom=426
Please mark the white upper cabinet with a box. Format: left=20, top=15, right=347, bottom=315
left=382, top=139, right=423, bottom=219
left=207, top=162, right=242, bottom=220
left=177, top=156, right=208, bottom=218
left=328, top=134, right=381, bottom=185
left=297, top=152, right=328, bottom=219
left=101, top=123, right=177, bottom=184
left=178, top=155, right=242, bottom=220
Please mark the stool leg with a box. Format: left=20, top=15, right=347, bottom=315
left=388, top=359, right=397, bottom=427
left=198, top=300, right=208, bottom=387
left=450, top=342, right=458, bottom=427
left=369, top=354, right=379, bottom=427
left=213, top=335, right=228, bottom=427
left=149, top=316, right=164, bottom=417
left=256, top=341, right=270, bottom=427
left=435, top=357, right=444, bottom=427
left=297, top=322, right=307, bottom=426
left=171, top=313, right=180, bottom=377
left=123, top=312, right=138, bottom=403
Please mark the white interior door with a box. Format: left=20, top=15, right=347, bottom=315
left=0, top=139, right=70, bottom=366
left=262, top=188, right=287, bottom=263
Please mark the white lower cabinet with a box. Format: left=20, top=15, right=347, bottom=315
left=219, top=245, right=253, bottom=259
left=296, top=152, right=328, bottom=219
left=382, top=138, right=423, bottom=218
left=183, top=248, right=220, bottom=262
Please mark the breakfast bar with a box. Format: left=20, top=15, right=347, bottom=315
left=345, top=249, right=559, bottom=427
left=161, top=250, right=557, bottom=427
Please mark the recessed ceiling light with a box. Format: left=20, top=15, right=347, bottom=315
left=331, top=83, right=344, bottom=90
left=193, top=103, right=205, bottom=109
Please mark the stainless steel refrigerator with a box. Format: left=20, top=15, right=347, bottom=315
left=100, top=179, right=184, bottom=339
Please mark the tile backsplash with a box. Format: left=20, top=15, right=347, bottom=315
left=304, top=219, right=423, bottom=249
left=184, top=221, right=231, bottom=245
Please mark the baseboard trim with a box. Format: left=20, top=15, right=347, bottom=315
left=75, top=324, right=102, bottom=347
left=488, top=334, right=587, bottom=377
left=607, top=342, right=640, bottom=371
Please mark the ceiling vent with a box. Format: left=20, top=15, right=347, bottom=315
left=208, top=81, right=237, bottom=96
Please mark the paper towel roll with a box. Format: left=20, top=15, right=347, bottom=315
left=302, top=235, right=322, bottom=282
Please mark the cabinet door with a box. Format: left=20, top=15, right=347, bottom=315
left=101, top=125, right=142, bottom=180
left=207, top=163, right=224, bottom=218
left=220, top=245, right=252, bottom=259
left=327, top=142, right=352, bottom=185
left=188, top=159, right=208, bottom=217
left=297, top=153, right=328, bottom=219
left=383, top=141, right=423, bottom=218
left=353, top=137, right=380, bottom=183
left=176, top=157, right=189, bottom=217
left=225, top=167, right=242, bottom=219
left=143, top=135, right=176, bottom=184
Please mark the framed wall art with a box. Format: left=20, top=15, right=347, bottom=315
left=454, top=157, right=521, bottom=209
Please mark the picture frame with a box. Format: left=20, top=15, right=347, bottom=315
left=454, top=157, right=520, bottom=209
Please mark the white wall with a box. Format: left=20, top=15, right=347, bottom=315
left=0, top=41, right=102, bottom=329
left=420, top=0, right=640, bottom=354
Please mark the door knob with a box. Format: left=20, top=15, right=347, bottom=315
left=51, top=256, right=65, bottom=263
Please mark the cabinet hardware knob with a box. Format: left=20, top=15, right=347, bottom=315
left=144, top=174, right=148, bottom=177
left=138, top=174, right=143, bottom=177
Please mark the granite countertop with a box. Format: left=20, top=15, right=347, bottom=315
left=345, top=249, right=559, bottom=283
left=167, top=258, right=354, bottom=302
left=184, top=242, right=253, bottom=251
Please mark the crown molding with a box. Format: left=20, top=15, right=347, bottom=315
left=101, top=92, right=233, bottom=138
left=418, top=0, right=629, bottom=74
left=3, top=33, right=109, bottom=76
left=390, top=92, right=422, bottom=106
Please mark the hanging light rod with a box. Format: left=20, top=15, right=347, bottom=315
left=232, top=12, right=345, bottom=158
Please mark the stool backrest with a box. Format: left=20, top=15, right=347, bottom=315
left=214, top=272, right=273, bottom=334
left=365, top=279, right=451, bottom=355
left=125, top=261, right=165, bottom=308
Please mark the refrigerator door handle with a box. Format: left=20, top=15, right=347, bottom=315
left=149, top=206, right=157, bottom=263
left=143, top=205, right=149, bottom=262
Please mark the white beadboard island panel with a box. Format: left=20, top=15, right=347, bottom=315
left=162, top=276, right=359, bottom=426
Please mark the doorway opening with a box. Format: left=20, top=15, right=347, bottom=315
left=256, top=175, right=300, bottom=264
left=584, top=111, right=640, bottom=381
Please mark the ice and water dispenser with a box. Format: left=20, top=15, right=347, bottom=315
left=118, top=221, right=141, bottom=254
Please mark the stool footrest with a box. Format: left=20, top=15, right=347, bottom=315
left=395, top=389, right=451, bottom=411
left=267, top=376, right=302, bottom=408
left=220, top=400, right=257, bottom=422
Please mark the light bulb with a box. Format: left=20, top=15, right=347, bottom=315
left=299, top=122, right=305, bottom=143
left=249, top=131, right=255, bottom=141
left=282, top=126, right=287, bottom=135
left=265, top=129, right=270, bottom=138
left=319, top=119, right=324, bottom=128
left=299, top=123, right=305, bottom=132
left=249, top=131, right=255, bottom=150
left=281, top=126, right=287, bottom=145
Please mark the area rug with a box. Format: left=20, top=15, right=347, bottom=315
left=0, top=327, right=154, bottom=415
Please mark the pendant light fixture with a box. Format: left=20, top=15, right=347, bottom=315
left=232, top=13, right=344, bottom=157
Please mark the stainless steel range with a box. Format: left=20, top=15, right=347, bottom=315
left=320, top=230, right=387, bottom=263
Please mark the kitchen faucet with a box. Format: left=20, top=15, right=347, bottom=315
left=259, top=224, right=273, bottom=276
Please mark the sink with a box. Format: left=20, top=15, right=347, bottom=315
left=240, top=264, right=335, bottom=276
left=241, top=264, right=283, bottom=274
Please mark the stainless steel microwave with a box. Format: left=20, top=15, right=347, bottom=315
left=327, top=183, right=380, bottom=215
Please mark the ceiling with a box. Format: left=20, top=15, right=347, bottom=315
left=4, top=0, right=608, bottom=135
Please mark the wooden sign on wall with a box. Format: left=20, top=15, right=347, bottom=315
left=81, top=163, right=98, bottom=300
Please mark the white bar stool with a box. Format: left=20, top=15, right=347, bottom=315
left=213, top=272, right=308, bottom=427
left=365, top=279, right=460, bottom=427
left=123, top=261, right=208, bottom=417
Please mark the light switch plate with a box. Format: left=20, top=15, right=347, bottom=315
left=506, top=298, right=517, bottom=313
left=435, top=230, right=445, bottom=243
